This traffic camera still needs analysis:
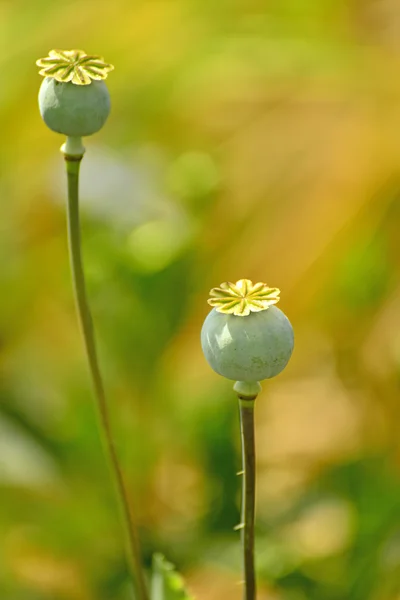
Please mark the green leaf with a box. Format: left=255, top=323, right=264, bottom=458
left=151, top=554, right=194, bottom=600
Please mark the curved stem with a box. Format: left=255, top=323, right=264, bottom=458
left=64, top=155, right=149, bottom=600
left=238, top=396, right=257, bottom=600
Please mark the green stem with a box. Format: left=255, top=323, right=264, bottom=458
left=64, top=154, right=149, bottom=600
left=238, top=396, right=257, bottom=600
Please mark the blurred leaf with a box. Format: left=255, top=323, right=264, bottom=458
left=151, top=554, right=193, bottom=600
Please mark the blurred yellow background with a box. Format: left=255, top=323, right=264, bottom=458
left=1, top=0, right=400, bottom=598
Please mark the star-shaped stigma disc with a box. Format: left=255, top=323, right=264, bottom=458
left=36, top=49, right=114, bottom=85
left=208, top=279, right=280, bottom=316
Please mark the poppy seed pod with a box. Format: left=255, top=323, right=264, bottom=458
left=36, top=49, right=114, bottom=137
left=201, top=280, right=294, bottom=382
left=38, top=78, right=111, bottom=136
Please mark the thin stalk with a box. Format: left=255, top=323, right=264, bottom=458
left=64, top=155, right=149, bottom=600
left=238, top=396, right=257, bottom=600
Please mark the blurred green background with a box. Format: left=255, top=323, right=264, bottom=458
left=2, top=0, right=400, bottom=598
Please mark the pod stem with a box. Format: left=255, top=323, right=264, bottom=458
left=64, top=149, right=149, bottom=600
left=236, top=382, right=259, bottom=600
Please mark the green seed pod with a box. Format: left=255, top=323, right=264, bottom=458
left=201, top=279, right=294, bottom=382
left=36, top=49, right=114, bottom=137
left=38, top=77, right=110, bottom=136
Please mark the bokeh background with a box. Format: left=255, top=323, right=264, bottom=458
left=2, top=0, right=400, bottom=598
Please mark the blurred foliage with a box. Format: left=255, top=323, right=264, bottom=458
left=1, top=0, right=400, bottom=598
left=151, top=554, right=193, bottom=600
